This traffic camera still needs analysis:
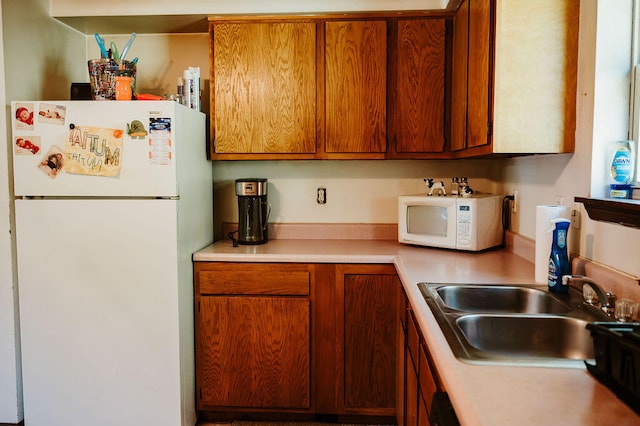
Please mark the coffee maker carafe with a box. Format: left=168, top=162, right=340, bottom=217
left=232, top=178, right=270, bottom=245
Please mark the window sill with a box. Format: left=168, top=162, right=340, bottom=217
left=575, top=197, right=640, bottom=228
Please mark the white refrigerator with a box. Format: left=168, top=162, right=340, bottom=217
left=11, top=101, right=213, bottom=426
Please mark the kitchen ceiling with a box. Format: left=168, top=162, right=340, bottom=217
left=51, top=0, right=459, bottom=34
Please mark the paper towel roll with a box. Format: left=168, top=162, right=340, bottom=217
left=535, top=205, right=571, bottom=283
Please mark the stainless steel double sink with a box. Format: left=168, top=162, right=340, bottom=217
left=418, top=283, right=611, bottom=368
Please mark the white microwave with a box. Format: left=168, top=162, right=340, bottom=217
left=398, top=194, right=504, bottom=251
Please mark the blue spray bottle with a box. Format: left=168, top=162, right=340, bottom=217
left=548, top=218, right=571, bottom=293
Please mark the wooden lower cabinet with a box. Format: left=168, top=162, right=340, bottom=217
left=198, top=296, right=310, bottom=408
left=418, top=390, right=429, bottom=426
left=405, top=351, right=419, bottom=425
left=336, top=264, right=399, bottom=417
left=419, top=339, right=439, bottom=418
left=398, top=287, right=459, bottom=425
left=195, top=263, right=312, bottom=413
left=194, top=262, right=399, bottom=422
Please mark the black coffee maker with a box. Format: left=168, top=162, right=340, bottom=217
left=230, top=178, right=270, bottom=246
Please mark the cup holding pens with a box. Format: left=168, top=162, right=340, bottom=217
left=88, top=58, right=137, bottom=100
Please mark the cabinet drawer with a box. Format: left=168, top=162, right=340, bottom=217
left=196, top=263, right=311, bottom=295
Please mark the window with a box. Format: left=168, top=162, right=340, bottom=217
left=632, top=0, right=640, bottom=186
left=576, top=1, right=640, bottom=229
left=588, top=0, right=634, bottom=199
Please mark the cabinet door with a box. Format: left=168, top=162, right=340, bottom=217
left=337, top=264, right=398, bottom=416
left=198, top=295, right=310, bottom=409
left=452, top=0, right=578, bottom=156
left=450, top=0, right=469, bottom=152
left=195, top=262, right=313, bottom=414
left=211, top=21, right=317, bottom=156
left=466, top=0, right=493, bottom=149
left=325, top=20, right=387, bottom=155
left=491, top=0, right=578, bottom=154
left=419, top=341, right=439, bottom=419
left=405, top=351, right=419, bottom=426
left=393, top=18, right=446, bottom=154
left=418, top=392, right=429, bottom=426
left=396, top=286, right=408, bottom=426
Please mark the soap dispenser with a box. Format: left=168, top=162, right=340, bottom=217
left=548, top=218, right=571, bottom=293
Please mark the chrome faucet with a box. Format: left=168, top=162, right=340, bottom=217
left=562, top=275, right=616, bottom=315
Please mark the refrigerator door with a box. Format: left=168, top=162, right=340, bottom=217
left=15, top=198, right=184, bottom=426
left=11, top=101, right=204, bottom=198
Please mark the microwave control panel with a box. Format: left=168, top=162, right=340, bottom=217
left=456, top=204, right=472, bottom=247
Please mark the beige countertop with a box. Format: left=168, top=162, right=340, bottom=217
left=194, top=239, right=640, bottom=425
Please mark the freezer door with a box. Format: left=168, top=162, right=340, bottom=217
left=15, top=199, right=186, bottom=426
left=11, top=101, right=204, bottom=197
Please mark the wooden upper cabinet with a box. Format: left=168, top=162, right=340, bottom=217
left=491, top=0, right=578, bottom=154
left=211, top=21, right=317, bottom=157
left=208, top=5, right=578, bottom=160
left=324, top=20, right=387, bottom=156
left=391, top=18, right=446, bottom=156
left=451, top=0, right=579, bottom=156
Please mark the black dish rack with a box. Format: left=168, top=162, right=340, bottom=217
left=586, top=322, right=640, bottom=414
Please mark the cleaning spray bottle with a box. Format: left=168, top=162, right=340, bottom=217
left=547, top=218, right=571, bottom=293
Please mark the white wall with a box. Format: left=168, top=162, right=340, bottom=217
left=504, top=0, right=640, bottom=277
left=0, top=0, right=87, bottom=422
left=85, top=33, right=210, bottom=106
left=212, top=159, right=503, bottom=237
left=2, top=1, right=86, bottom=100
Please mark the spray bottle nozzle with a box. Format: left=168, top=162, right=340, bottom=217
left=546, top=217, right=571, bottom=233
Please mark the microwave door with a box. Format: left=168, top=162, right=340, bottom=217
left=404, top=202, right=457, bottom=249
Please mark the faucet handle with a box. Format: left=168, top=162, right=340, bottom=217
left=582, top=284, right=599, bottom=305
left=581, top=285, right=616, bottom=314
left=563, top=275, right=616, bottom=316
left=605, top=292, right=617, bottom=315
left=614, top=297, right=638, bottom=322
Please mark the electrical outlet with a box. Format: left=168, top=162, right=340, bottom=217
left=571, top=202, right=581, bottom=229
left=317, top=187, right=327, bottom=205
left=512, top=190, right=519, bottom=213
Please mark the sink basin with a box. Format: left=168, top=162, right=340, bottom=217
left=418, top=282, right=611, bottom=368
left=456, top=314, right=594, bottom=360
left=436, top=285, right=571, bottom=314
